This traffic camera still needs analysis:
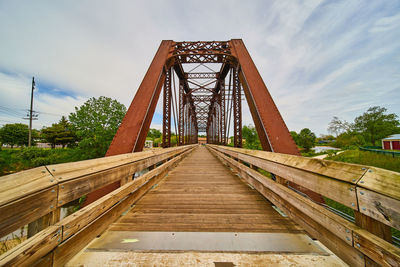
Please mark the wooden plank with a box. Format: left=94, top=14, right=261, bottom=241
left=59, top=148, right=193, bottom=240
left=51, top=146, right=193, bottom=182
left=57, top=146, right=193, bottom=205
left=0, top=166, right=55, bottom=206
left=28, top=207, right=61, bottom=238
left=112, top=146, right=302, bottom=234
left=357, top=187, right=400, bottom=230
left=32, top=252, right=53, bottom=267
left=354, top=229, right=400, bottom=267
left=53, top=163, right=172, bottom=266
left=211, top=145, right=368, bottom=184
left=210, top=147, right=356, bottom=244
left=226, top=149, right=357, bottom=208
left=209, top=146, right=364, bottom=267
left=358, top=167, right=400, bottom=200
left=0, top=226, right=61, bottom=267
left=0, top=186, right=58, bottom=238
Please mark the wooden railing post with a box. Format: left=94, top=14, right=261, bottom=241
left=28, top=208, right=60, bottom=238
left=355, top=211, right=392, bottom=266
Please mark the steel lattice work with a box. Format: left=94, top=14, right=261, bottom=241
left=107, top=39, right=299, bottom=155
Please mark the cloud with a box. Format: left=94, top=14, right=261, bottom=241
left=0, top=0, right=399, bottom=136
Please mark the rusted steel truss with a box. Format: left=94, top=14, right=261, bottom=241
left=89, top=39, right=313, bottom=207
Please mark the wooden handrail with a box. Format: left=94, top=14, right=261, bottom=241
left=0, top=145, right=195, bottom=239
left=0, top=145, right=196, bottom=266
left=207, top=145, right=400, bottom=267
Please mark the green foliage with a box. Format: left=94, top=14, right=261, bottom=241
left=334, top=132, right=366, bottom=149
left=290, top=131, right=300, bottom=146
left=353, top=106, right=399, bottom=146
left=147, top=128, right=161, bottom=139
left=69, top=96, right=126, bottom=158
left=41, top=116, right=77, bottom=148
left=242, top=125, right=262, bottom=150
left=0, top=123, right=30, bottom=148
left=326, top=150, right=400, bottom=172
left=297, top=128, right=316, bottom=152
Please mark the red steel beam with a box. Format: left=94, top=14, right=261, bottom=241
left=229, top=39, right=299, bottom=155
left=106, top=40, right=173, bottom=155
left=83, top=40, right=173, bottom=206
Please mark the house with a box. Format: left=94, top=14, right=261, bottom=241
left=382, top=134, right=400, bottom=150
left=144, top=139, right=153, bottom=148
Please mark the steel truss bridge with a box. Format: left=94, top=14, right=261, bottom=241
left=0, top=40, right=399, bottom=267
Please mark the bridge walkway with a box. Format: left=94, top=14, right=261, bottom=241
left=66, top=146, right=346, bottom=266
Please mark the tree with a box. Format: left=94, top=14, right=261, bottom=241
left=41, top=116, right=77, bottom=148
left=290, top=131, right=300, bottom=146
left=327, top=116, right=351, bottom=137
left=147, top=128, right=161, bottom=139
left=242, top=125, right=262, bottom=150
left=298, top=128, right=316, bottom=152
left=69, top=96, right=127, bottom=158
left=0, top=123, right=29, bottom=148
left=353, top=106, right=399, bottom=146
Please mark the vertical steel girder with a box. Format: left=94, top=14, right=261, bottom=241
left=162, top=68, right=172, bottom=148
left=233, top=67, right=242, bottom=148
left=106, top=40, right=173, bottom=155
left=230, top=39, right=299, bottom=155
left=178, top=80, right=185, bottom=145
left=219, top=79, right=226, bottom=145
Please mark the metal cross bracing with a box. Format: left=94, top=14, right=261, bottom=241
left=92, top=39, right=301, bottom=205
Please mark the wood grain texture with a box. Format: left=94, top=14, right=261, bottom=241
left=358, top=167, right=400, bottom=200
left=0, top=186, right=58, bottom=238
left=0, top=226, right=61, bottom=267
left=0, top=166, right=55, bottom=206
left=210, top=145, right=367, bottom=183
left=357, top=187, right=400, bottom=230
left=109, top=146, right=302, bottom=233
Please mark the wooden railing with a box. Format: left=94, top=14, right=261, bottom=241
left=0, top=145, right=196, bottom=266
left=207, top=145, right=400, bottom=267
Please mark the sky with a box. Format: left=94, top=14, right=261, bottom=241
left=0, top=0, right=399, bottom=136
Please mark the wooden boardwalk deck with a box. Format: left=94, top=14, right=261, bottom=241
left=109, top=145, right=302, bottom=233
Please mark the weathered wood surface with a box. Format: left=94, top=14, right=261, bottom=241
left=110, top=146, right=302, bottom=233
left=210, top=145, right=400, bottom=230
left=0, top=226, right=61, bottom=267
left=208, top=145, right=400, bottom=267
left=0, top=146, right=196, bottom=266
left=0, top=145, right=194, bottom=239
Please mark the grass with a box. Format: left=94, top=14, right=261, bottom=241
left=0, top=147, right=92, bottom=176
left=325, top=149, right=400, bottom=172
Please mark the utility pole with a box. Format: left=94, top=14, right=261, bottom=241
left=28, top=77, right=35, bottom=147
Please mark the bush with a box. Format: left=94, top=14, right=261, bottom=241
left=19, top=147, right=50, bottom=160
